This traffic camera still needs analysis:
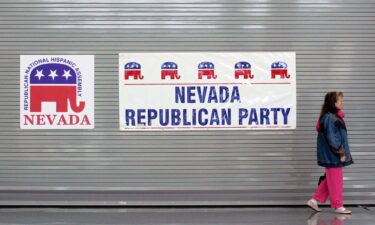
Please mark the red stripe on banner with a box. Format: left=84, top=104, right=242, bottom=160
left=124, top=82, right=249, bottom=86
left=251, top=82, right=291, bottom=84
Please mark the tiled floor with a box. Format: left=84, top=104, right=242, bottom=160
left=0, top=207, right=373, bottom=225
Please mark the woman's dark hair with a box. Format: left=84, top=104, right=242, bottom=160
left=319, top=91, right=343, bottom=119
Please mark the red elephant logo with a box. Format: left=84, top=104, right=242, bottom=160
left=271, top=61, right=290, bottom=79
left=124, top=62, right=144, bottom=80
left=235, top=61, right=254, bottom=79
left=29, top=63, right=85, bottom=113
left=198, top=61, right=217, bottom=79
left=161, top=62, right=180, bottom=80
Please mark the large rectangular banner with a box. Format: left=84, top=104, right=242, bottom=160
left=20, top=55, right=94, bottom=129
left=119, top=52, right=296, bottom=130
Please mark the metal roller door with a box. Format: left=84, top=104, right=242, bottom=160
left=0, top=0, right=374, bottom=205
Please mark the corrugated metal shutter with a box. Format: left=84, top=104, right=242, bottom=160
left=0, top=0, right=374, bottom=205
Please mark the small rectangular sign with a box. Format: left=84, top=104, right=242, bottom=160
left=20, top=55, right=95, bottom=129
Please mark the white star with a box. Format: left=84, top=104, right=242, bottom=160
left=34, top=69, right=44, bottom=80
left=48, top=70, right=58, bottom=80
left=62, top=69, right=72, bottom=80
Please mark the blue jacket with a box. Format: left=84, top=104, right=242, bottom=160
left=317, top=112, right=353, bottom=168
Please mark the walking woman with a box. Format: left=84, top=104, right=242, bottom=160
left=307, top=91, right=353, bottom=214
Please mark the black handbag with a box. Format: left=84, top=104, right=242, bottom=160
left=318, top=173, right=326, bottom=186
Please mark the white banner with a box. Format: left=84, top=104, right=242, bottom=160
left=119, top=52, right=296, bottom=130
left=20, top=55, right=95, bottom=129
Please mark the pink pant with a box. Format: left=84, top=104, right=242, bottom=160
left=313, top=167, right=343, bottom=209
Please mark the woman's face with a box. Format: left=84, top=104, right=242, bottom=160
left=335, top=95, right=344, bottom=110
